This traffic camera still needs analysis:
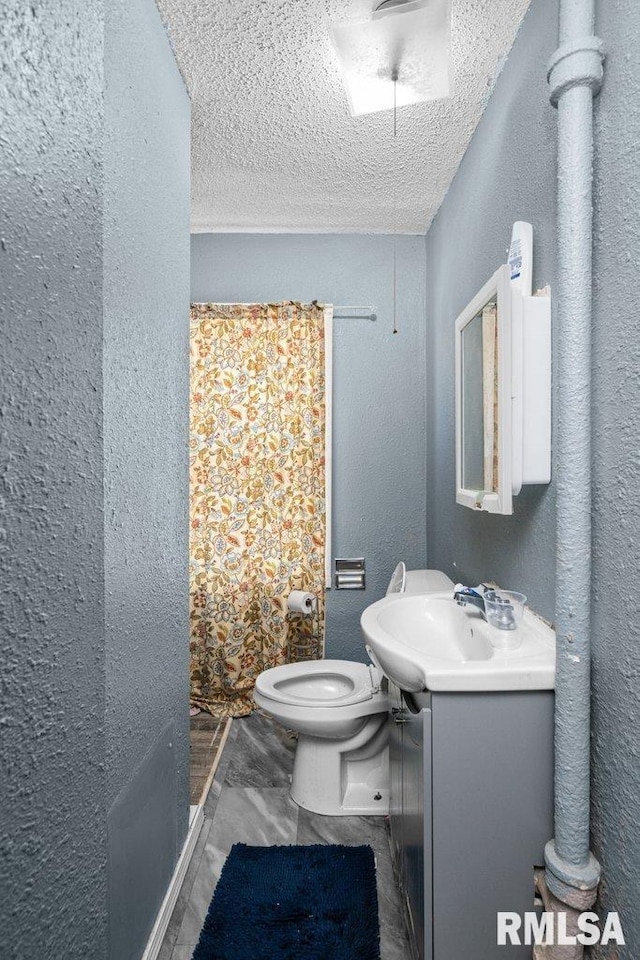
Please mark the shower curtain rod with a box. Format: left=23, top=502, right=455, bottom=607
left=192, top=301, right=377, bottom=320
left=333, top=306, right=377, bottom=320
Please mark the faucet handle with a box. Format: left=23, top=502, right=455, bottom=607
left=453, top=583, right=487, bottom=600
left=453, top=584, right=488, bottom=614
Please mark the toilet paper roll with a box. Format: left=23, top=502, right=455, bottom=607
left=287, top=590, right=317, bottom=615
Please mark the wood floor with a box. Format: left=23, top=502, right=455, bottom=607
left=189, top=713, right=230, bottom=805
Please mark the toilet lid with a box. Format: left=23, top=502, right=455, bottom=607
left=255, top=659, right=376, bottom=708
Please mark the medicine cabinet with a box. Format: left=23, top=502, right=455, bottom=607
left=455, top=263, right=551, bottom=515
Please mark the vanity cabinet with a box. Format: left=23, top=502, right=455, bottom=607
left=388, top=681, right=554, bottom=960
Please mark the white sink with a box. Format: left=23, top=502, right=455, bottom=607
left=361, top=592, right=555, bottom=692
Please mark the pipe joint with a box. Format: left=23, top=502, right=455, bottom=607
left=547, top=37, right=604, bottom=106
left=545, top=840, right=601, bottom=909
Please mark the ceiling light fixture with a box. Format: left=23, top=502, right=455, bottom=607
left=329, top=0, right=452, bottom=118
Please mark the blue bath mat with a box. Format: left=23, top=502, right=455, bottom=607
left=191, top=843, right=380, bottom=960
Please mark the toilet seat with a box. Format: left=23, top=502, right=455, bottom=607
left=255, top=659, right=376, bottom=708
left=253, top=657, right=389, bottom=815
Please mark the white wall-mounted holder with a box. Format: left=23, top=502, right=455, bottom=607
left=455, top=259, right=551, bottom=516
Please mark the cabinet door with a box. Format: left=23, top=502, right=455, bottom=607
left=401, top=694, right=426, bottom=960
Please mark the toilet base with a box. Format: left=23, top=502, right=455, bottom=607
left=290, top=715, right=390, bottom=816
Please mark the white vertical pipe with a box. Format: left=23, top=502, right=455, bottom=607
left=559, top=0, right=594, bottom=41
left=553, top=80, right=594, bottom=871
left=545, top=0, right=604, bottom=906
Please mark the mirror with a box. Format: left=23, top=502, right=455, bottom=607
left=455, top=265, right=513, bottom=514
left=460, top=309, right=485, bottom=491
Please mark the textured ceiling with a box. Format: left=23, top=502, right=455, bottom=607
left=157, top=0, right=532, bottom=234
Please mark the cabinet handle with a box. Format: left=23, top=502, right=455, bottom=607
left=391, top=707, right=406, bottom=724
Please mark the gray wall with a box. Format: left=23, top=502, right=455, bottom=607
left=425, top=0, right=639, bottom=951
left=104, top=2, right=191, bottom=959
left=424, top=0, right=558, bottom=621
left=0, top=2, right=191, bottom=959
left=191, top=233, right=427, bottom=661
left=0, top=3, right=108, bottom=958
left=590, top=0, right=640, bottom=951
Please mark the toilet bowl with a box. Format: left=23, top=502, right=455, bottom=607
left=254, top=659, right=389, bottom=816
left=253, top=568, right=456, bottom=816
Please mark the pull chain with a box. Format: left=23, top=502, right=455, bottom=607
left=392, top=73, right=398, bottom=335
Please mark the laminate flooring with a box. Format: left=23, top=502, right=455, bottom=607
left=159, top=710, right=412, bottom=960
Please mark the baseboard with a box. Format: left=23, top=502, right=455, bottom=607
left=140, top=803, right=205, bottom=960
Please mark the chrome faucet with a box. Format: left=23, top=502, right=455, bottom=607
left=454, top=583, right=517, bottom=630
left=453, top=583, right=490, bottom=617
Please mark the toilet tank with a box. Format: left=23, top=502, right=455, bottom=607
left=386, top=563, right=454, bottom=596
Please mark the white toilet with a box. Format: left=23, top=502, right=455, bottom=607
left=253, top=566, right=455, bottom=817
left=254, top=658, right=389, bottom=816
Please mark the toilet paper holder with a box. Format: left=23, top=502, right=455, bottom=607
left=334, top=557, right=366, bottom=590
left=287, top=590, right=317, bottom=615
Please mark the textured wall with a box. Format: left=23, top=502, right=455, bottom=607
left=104, top=1, right=191, bottom=958
left=191, top=233, right=427, bottom=661
left=590, top=0, right=640, bottom=952
left=425, top=0, right=639, bottom=950
left=0, top=1, right=190, bottom=956
left=424, top=0, right=558, bottom=620
left=0, top=3, right=108, bottom=958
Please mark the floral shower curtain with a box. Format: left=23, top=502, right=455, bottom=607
left=189, top=302, right=327, bottom=717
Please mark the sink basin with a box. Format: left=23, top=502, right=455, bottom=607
left=361, top=592, right=555, bottom=692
